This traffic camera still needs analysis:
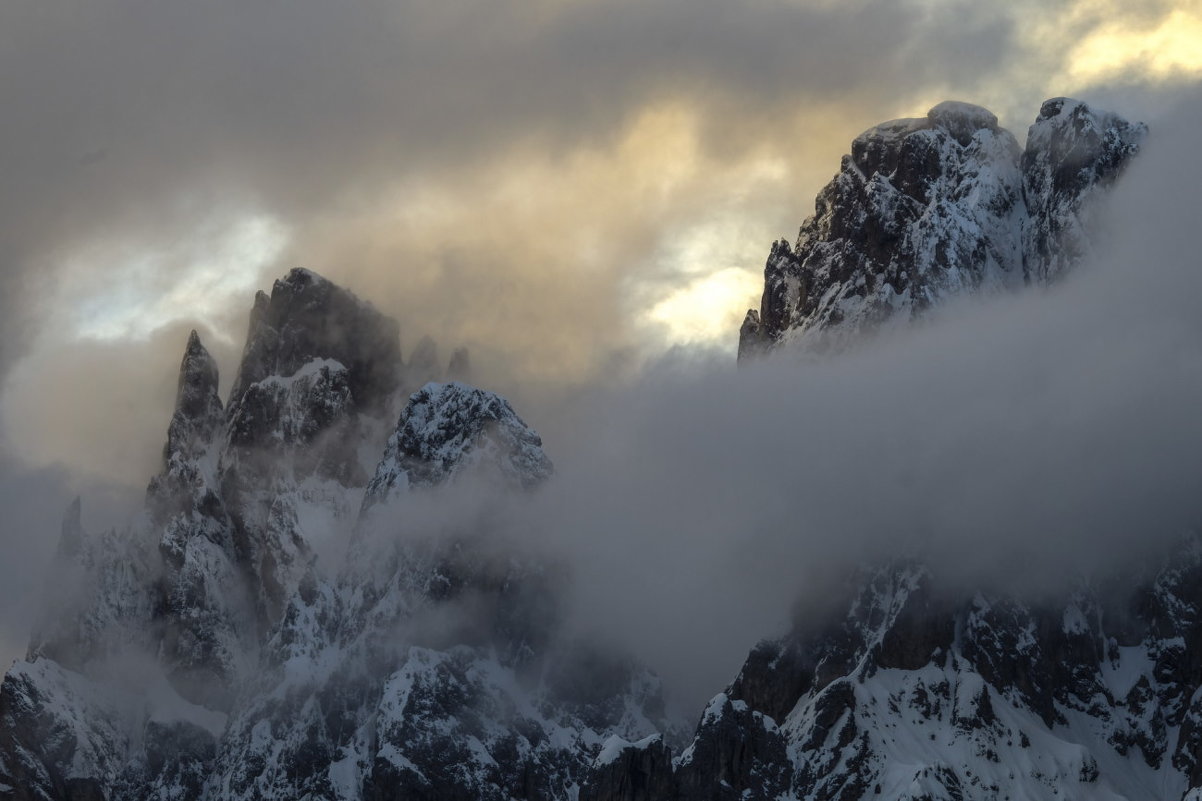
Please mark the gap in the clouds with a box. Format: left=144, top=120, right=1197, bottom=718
left=61, top=212, right=288, bottom=345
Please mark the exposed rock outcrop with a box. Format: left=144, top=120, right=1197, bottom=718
left=739, top=98, right=1145, bottom=358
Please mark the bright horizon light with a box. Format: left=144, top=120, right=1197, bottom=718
left=66, top=214, right=288, bottom=344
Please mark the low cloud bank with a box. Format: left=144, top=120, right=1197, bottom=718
left=506, top=89, right=1202, bottom=709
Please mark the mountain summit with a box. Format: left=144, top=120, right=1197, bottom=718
left=738, top=97, right=1145, bottom=360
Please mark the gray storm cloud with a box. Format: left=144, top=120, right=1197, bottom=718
left=0, top=0, right=1015, bottom=491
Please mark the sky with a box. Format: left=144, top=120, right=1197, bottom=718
left=1, top=0, right=1201, bottom=671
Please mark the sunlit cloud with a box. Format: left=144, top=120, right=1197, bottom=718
left=1067, top=7, right=1202, bottom=83
left=288, top=102, right=797, bottom=383
left=63, top=214, right=288, bottom=344
left=645, top=267, right=763, bottom=347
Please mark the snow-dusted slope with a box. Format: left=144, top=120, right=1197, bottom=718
left=366, top=381, right=554, bottom=502
left=739, top=98, right=1146, bottom=358
left=581, top=545, right=1202, bottom=800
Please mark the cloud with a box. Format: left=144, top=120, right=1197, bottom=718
left=489, top=87, right=1202, bottom=710
left=0, top=453, right=142, bottom=670
left=0, top=0, right=1033, bottom=367
left=3, top=0, right=1195, bottom=485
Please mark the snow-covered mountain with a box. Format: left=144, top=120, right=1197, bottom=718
left=586, top=548, right=1202, bottom=801
left=0, top=269, right=669, bottom=801
left=738, top=98, right=1145, bottom=359
left=4, top=97, right=1194, bottom=801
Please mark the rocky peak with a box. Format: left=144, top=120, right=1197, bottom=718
left=176, top=331, right=222, bottom=423
left=365, top=381, right=554, bottom=505
left=227, top=267, right=402, bottom=416
left=408, top=335, right=440, bottom=380
left=147, top=330, right=226, bottom=526
left=927, top=100, right=1000, bottom=145
left=401, top=336, right=475, bottom=391
left=161, top=331, right=223, bottom=465
left=447, top=346, right=471, bottom=381
left=739, top=97, right=1144, bottom=359
left=222, top=269, right=403, bottom=489
left=1022, top=97, right=1148, bottom=282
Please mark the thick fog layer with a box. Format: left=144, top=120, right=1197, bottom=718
left=496, top=91, right=1202, bottom=709
left=0, top=455, right=142, bottom=669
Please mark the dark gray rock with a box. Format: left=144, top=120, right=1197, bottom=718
left=448, top=347, right=471, bottom=381
left=672, top=694, right=790, bottom=801
left=579, top=736, right=674, bottom=801
left=227, top=268, right=402, bottom=417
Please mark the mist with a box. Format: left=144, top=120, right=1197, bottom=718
left=477, top=89, right=1202, bottom=711
left=0, top=454, right=143, bottom=671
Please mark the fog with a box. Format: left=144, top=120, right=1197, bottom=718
left=495, top=89, right=1202, bottom=709
left=0, top=454, right=143, bottom=670
left=345, top=88, right=1202, bottom=713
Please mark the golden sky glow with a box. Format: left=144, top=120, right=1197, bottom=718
left=1067, top=7, right=1202, bottom=83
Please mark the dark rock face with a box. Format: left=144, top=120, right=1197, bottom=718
left=0, top=660, right=133, bottom=801
left=739, top=98, right=1145, bottom=358
left=171, top=331, right=224, bottom=452
left=55, top=496, right=84, bottom=561
left=228, top=268, right=402, bottom=417
left=672, top=695, right=790, bottom=801
left=447, top=347, right=472, bottom=381
left=875, top=576, right=955, bottom=672
left=147, top=331, right=225, bottom=527
left=579, top=736, right=674, bottom=801
left=214, top=270, right=405, bottom=632
left=728, top=638, right=814, bottom=725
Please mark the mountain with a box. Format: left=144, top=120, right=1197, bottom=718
left=0, top=269, right=669, bottom=801
left=0, top=96, right=1183, bottom=801
left=738, top=98, right=1145, bottom=359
